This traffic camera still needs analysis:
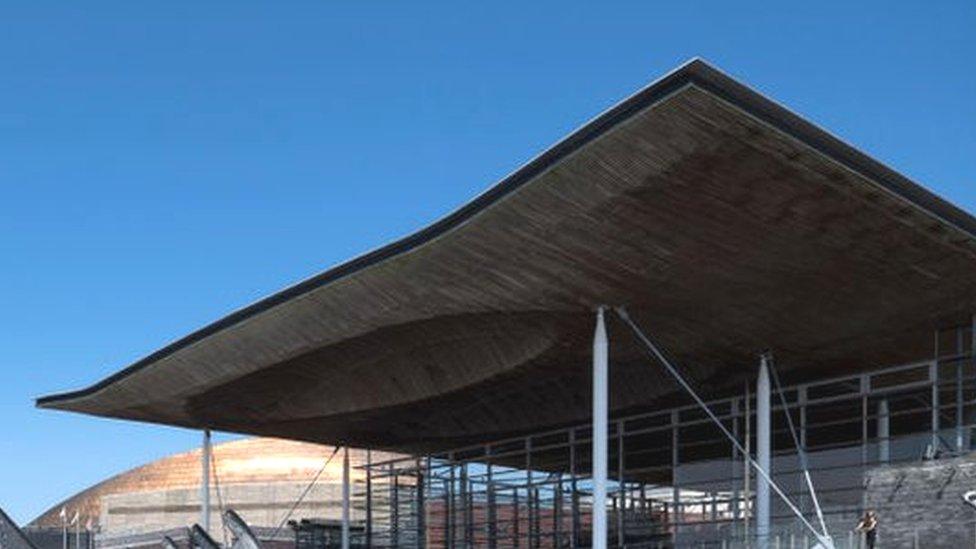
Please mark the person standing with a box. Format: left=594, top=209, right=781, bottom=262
left=856, top=510, right=878, bottom=549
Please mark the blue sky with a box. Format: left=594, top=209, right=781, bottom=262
left=1, top=0, right=973, bottom=525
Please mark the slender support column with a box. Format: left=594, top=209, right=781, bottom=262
left=201, top=429, right=211, bottom=534
left=757, top=355, right=772, bottom=549
left=861, top=377, right=869, bottom=466
left=617, top=422, right=625, bottom=547
left=592, top=307, right=609, bottom=549
left=425, top=456, right=433, bottom=548
left=611, top=497, right=617, bottom=546
left=513, top=488, right=520, bottom=547
left=878, top=399, right=890, bottom=463
left=958, top=362, right=965, bottom=451
left=366, top=450, right=373, bottom=548
left=798, top=386, right=809, bottom=536
left=554, top=473, right=562, bottom=547
left=932, top=361, right=940, bottom=452
left=570, top=430, right=579, bottom=548
left=448, top=457, right=456, bottom=547
left=459, top=464, right=467, bottom=547
left=487, top=461, right=497, bottom=549
left=468, top=479, right=475, bottom=547
left=391, top=464, right=399, bottom=547
left=798, top=387, right=807, bottom=452
left=527, top=488, right=542, bottom=549
left=671, top=410, right=680, bottom=528
left=744, top=383, right=751, bottom=541
left=525, top=441, right=533, bottom=548
left=732, top=399, right=740, bottom=523
left=461, top=464, right=471, bottom=546
left=342, top=447, right=350, bottom=549
left=417, top=458, right=426, bottom=549
left=443, top=478, right=452, bottom=548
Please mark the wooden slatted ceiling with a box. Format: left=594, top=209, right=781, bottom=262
left=37, top=61, right=976, bottom=453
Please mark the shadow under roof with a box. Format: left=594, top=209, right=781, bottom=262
left=38, top=59, right=976, bottom=452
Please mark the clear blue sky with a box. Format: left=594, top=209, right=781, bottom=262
left=1, top=0, right=973, bottom=525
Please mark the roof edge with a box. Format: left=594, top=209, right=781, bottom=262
left=37, top=58, right=976, bottom=410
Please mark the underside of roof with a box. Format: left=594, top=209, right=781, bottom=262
left=37, top=59, right=976, bottom=453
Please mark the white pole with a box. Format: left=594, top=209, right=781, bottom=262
left=342, top=446, right=351, bottom=549
left=62, top=517, right=67, bottom=549
left=201, top=429, right=211, bottom=533
left=592, top=307, right=609, bottom=549
left=745, top=382, right=751, bottom=546
left=878, top=400, right=890, bottom=463
left=757, top=356, right=771, bottom=549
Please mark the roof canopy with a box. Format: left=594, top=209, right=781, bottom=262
left=38, top=60, right=976, bottom=452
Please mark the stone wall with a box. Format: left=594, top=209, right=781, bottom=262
left=864, top=455, right=976, bottom=547
left=1, top=506, right=38, bottom=549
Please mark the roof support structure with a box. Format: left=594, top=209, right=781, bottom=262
left=756, top=357, right=771, bottom=549
left=201, top=429, right=211, bottom=535
left=341, top=446, right=350, bottom=549
left=592, top=307, right=609, bottom=549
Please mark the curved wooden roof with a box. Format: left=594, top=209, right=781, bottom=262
left=37, top=60, right=976, bottom=451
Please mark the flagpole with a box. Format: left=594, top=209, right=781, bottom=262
left=60, top=508, right=67, bottom=549
left=84, top=517, right=93, bottom=549
left=63, top=510, right=79, bottom=549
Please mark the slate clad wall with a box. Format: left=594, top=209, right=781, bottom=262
left=0, top=506, right=37, bottom=549
left=864, top=455, right=976, bottom=547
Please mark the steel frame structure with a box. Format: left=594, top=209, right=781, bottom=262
left=356, top=323, right=976, bottom=548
